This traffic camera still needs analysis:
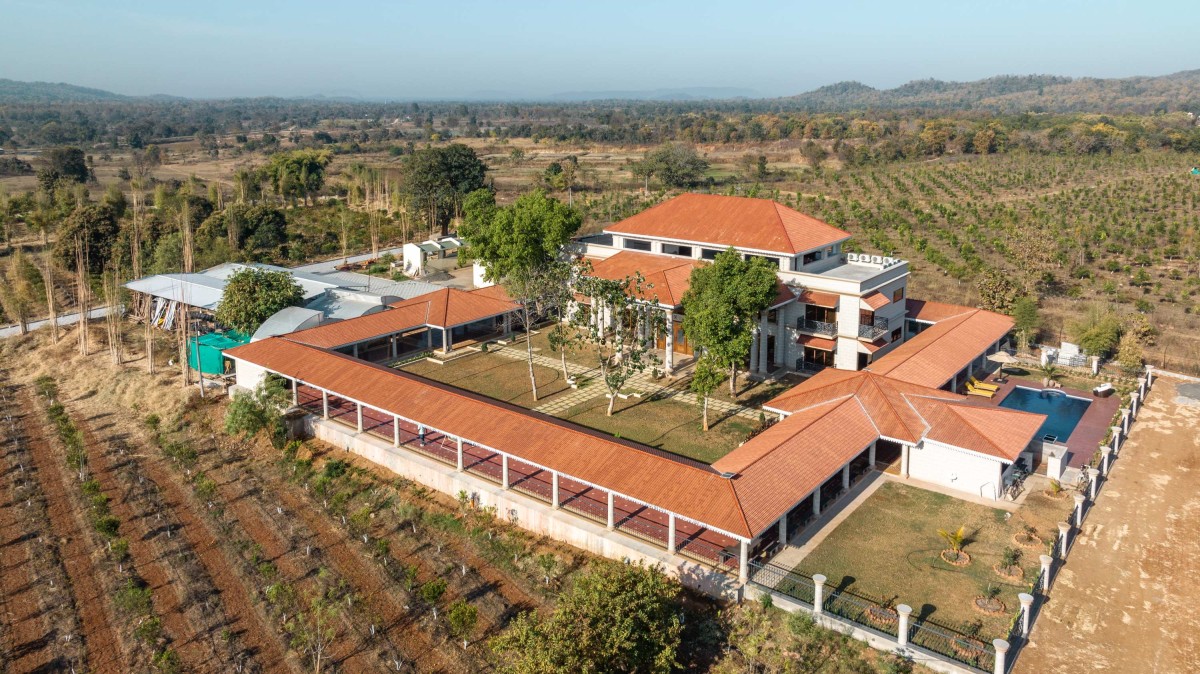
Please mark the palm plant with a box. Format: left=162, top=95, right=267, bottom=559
left=938, top=525, right=966, bottom=553
left=1037, top=362, right=1061, bottom=386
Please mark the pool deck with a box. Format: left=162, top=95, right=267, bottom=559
left=974, top=373, right=1122, bottom=469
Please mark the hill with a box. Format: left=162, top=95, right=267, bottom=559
left=0, top=78, right=130, bottom=103
left=784, top=70, right=1200, bottom=113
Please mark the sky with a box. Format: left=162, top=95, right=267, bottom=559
left=1, top=0, right=1196, bottom=100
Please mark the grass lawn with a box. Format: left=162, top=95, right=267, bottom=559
left=558, top=393, right=754, bottom=464
left=398, top=352, right=571, bottom=408
left=794, top=481, right=1071, bottom=640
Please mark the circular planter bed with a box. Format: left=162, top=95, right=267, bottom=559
left=951, top=636, right=988, bottom=660
left=1012, top=532, right=1043, bottom=549
left=864, top=605, right=899, bottom=628
left=993, top=563, right=1024, bottom=580
left=940, top=550, right=971, bottom=566
left=973, top=596, right=1007, bottom=614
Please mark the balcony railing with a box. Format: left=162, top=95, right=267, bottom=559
left=858, top=317, right=889, bottom=340
left=796, top=359, right=827, bottom=373
left=796, top=318, right=837, bottom=336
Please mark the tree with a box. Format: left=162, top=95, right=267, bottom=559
left=573, top=273, right=664, bottom=416
left=690, top=355, right=725, bottom=432
left=401, top=143, right=488, bottom=236
left=1010, top=296, right=1040, bottom=352
left=631, top=143, right=709, bottom=189
left=36, top=146, right=90, bottom=192
left=263, top=149, right=332, bottom=206
left=215, top=268, right=303, bottom=334
left=225, top=376, right=291, bottom=440
left=680, top=248, right=778, bottom=395
left=1116, top=331, right=1144, bottom=373
left=0, top=249, right=41, bottom=335
left=286, top=569, right=342, bottom=674
left=976, top=270, right=1021, bottom=313
left=447, top=600, right=479, bottom=650
left=1071, top=306, right=1122, bottom=358
left=53, top=203, right=120, bottom=272
left=491, top=560, right=682, bottom=674
left=460, top=190, right=582, bottom=401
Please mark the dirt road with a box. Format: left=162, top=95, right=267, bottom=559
left=1017, top=379, right=1200, bottom=673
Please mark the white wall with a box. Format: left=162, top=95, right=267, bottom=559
left=232, top=358, right=269, bottom=392
left=908, top=440, right=1004, bottom=500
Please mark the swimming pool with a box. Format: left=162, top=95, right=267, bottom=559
left=998, top=386, right=1092, bottom=442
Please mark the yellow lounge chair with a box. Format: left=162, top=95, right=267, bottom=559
left=969, top=376, right=1000, bottom=392
left=965, top=383, right=995, bottom=398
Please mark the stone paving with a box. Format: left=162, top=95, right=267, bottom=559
left=489, top=343, right=761, bottom=420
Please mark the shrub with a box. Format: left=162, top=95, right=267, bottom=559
left=134, top=616, right=163, bottom=644
left=447, top=600, right=478, bottom=644
left=93, top=515, right=121, bottom=539
left=419, top=579, right=447, bottom=604
left=114, top=579, right=153, bottom=615
left=144, top=413, right=161, bottom=432
left=322, top=459, right=350, bottom=480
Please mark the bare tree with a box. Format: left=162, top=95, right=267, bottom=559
left=75, top=236, right=89, bottom=356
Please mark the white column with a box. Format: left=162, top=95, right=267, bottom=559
left=1120, top=408, right=1130, bottom=435
left=897, top=604, right=912, bottom=646
left=667, top=514, right=676, bottom=554
left=456, top=438, right=464, bottom=472
left=1111, top=427, right=1123, bottom=455
left=393, top=415, right=399, bottom=447
left=607, top=491, right=615, bottom=530
left=1039, top=554, right=1054, bottom=592
left=353, top=343, right=359, bottom=359
left=749, top=329, right=760, bottom=373
left=868, top=440, right=876, bottom=467
left=812, top=574, right=826, bottom=615
left=1137, top=377, right=1147, bottom=398
left=900, top=443, right=910, bottom=478
left=1087, top=467, right=1098, bottom=500
left=390, top=335, right=397, bottom=359
left=501, top=455, right=509, bottom=489
left=663, top=309, right=675, bottom=373
left=777, top=513, right=788, bottom=544
left=321, top=390, right=329, bottom=419
left=1018, top=593, right=1034, bottom=636
left=993, top=640, right=1010, bottom=674
left=291, top=378, right=298, bottom=406
left=841, top=463, right=850, bottom=490
left=503, top=313, right=511, bottom=335
left=1057, top=521, right=1070, bottom=557
left=1146, top=366, right=1154, bottom=387
left=356, top=403, right=363, bottom=433
left=812, top=490, right=821, bottom=517
left=1101, top=445, right=1112, bottom=474
left=442, top=327, right=450, bottom=354
left=1131, top=392, right=1140, bottom=418
left=1074, top=493, right=1086, bottom=524
left=776, top=314, right=788, bottom=370
left=551, top=471, right=559, bottom=509
left=757, top=315, right=769, bottom=373
left=738, top=539, right=749, bottom=584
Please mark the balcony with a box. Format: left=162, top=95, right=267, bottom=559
left=858, top=317, right=889, bottom=340
left=796, top=318, right=837, bottom=337
left=795, top=359, right=827, bottom=374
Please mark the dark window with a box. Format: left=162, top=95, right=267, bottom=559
left=892, top=287, right=905, bottom=303
left=700, top=248, right=721, bottom=260
left=662, top=243, right=693, bottom=257
left=891, top=327, right=903, bottom=342
left=745, top=254, right=776, bottom=266
left=622, top=238, right=651, bottom=251
left=802, top=250, right=822, bottom=265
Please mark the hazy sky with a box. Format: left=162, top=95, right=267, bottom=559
left=1, top=0, right=1196, bottom=99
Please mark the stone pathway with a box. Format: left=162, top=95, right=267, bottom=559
left=489, top=343, right=761, bottom=420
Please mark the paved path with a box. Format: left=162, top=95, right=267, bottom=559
left=488, top=343, right=761, bottom=420
left=0, top=305, right=113, bottom=339
left=1016, top=378, right=1200, bottom=673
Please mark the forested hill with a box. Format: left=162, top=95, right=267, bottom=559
left=783, top=71, right=1200, bottom=113
left=0, top=79, right=130, bottom=103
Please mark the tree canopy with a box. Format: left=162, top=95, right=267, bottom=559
left=215, top=267, right=303, bottom=334
left=36, top=146, right=90, bottom=191
left=632, top=143, right=709, bottom=188
left=491, top=560, right=682, bottom=674
left=53, top=203, right=120, bottom=272
left=262, top=149, right=332, bottom=205
left=400, top=143, right=488, bottom=232
left=681, top=248, right=778, bottom=394
left=460, top=189, right=581, bottom=282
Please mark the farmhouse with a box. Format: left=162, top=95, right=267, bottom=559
left=225, top=193, right=1050, bottom=595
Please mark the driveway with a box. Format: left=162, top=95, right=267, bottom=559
left=1016, top=378, right=1200, bottom=673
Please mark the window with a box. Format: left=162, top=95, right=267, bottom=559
left=767, top=309, right=778, bottom=324
left=802, top=250, right=823, bottom=265
left=701, top=248, right=722, bottom=260
left=662, top=243, right=693, bottom=257
left=891, top=327, right=903, bottom=343
left=892, top=287, right=905, bottom=303
left=745, top=254, right=776, bottom=266
left=622, top=238, right=651, bottom=251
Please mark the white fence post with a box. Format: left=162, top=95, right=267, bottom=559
left=1018, top=593, right=1033, bottom=636
left=1110, top=426, right=1123, bottom=456
left=1101, top=445, right=1113, bottom=475
left=897, top=604, right=912, bottom=647
left=1137, top=377, right=1147, bottom=398
left=812, top=574, right=826, bottom=615
left=993, top=639, right=1010, bottom=674
left=1057, top=521, right=1071, bottom=558
left=1120, top=408, right=1130, bottom=435
left=1039, top=554, right=1053, bottom=591
left=1087, top=467, right=1098, bottom=500
left=1073, top=493, right=1086, bottom=525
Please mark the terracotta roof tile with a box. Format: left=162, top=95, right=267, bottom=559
left=797, top=289, right=839, bottom=308
left=868, top=308, right=1013, bottom=389
left=586, top=250, right=704, bottom=307
left=796, top=334, right=836, bottom=351
left=605, top=194, right=850, bottom=255
left=905, top=298, right=975, bottom=323
left=389, top=287, right=518, bottom=328
left=862, top=291, right=890, bottom=311
left=287, top=303, right=432, bottom=348
left=225, top=337, right=753, bottom=538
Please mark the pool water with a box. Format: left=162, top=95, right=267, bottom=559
left=998, top=386, right=1092, bottom=442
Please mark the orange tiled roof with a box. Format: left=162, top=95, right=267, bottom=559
left=868, top=307, right=1013, bottom=389
left=287, top=303, right=432, bottom=348
left=797, top=289, right=839, bottom=308
left=469, top=284, right=515, bottom=303
left=862, top=291, right=890, bottom=310
left=389, top=287, right=518, bottom=328
left=605, top=194, right=851, bottom=255
left=225, top=337, right=754, bottom=538
left=586, top=250, right=704, bottom=307
left=796, top=334, right=836, bottom=351
left=905, top=298, right=975, bottom=323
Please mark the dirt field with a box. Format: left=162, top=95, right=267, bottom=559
left=1016, top=378, right=1200, bottom=673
